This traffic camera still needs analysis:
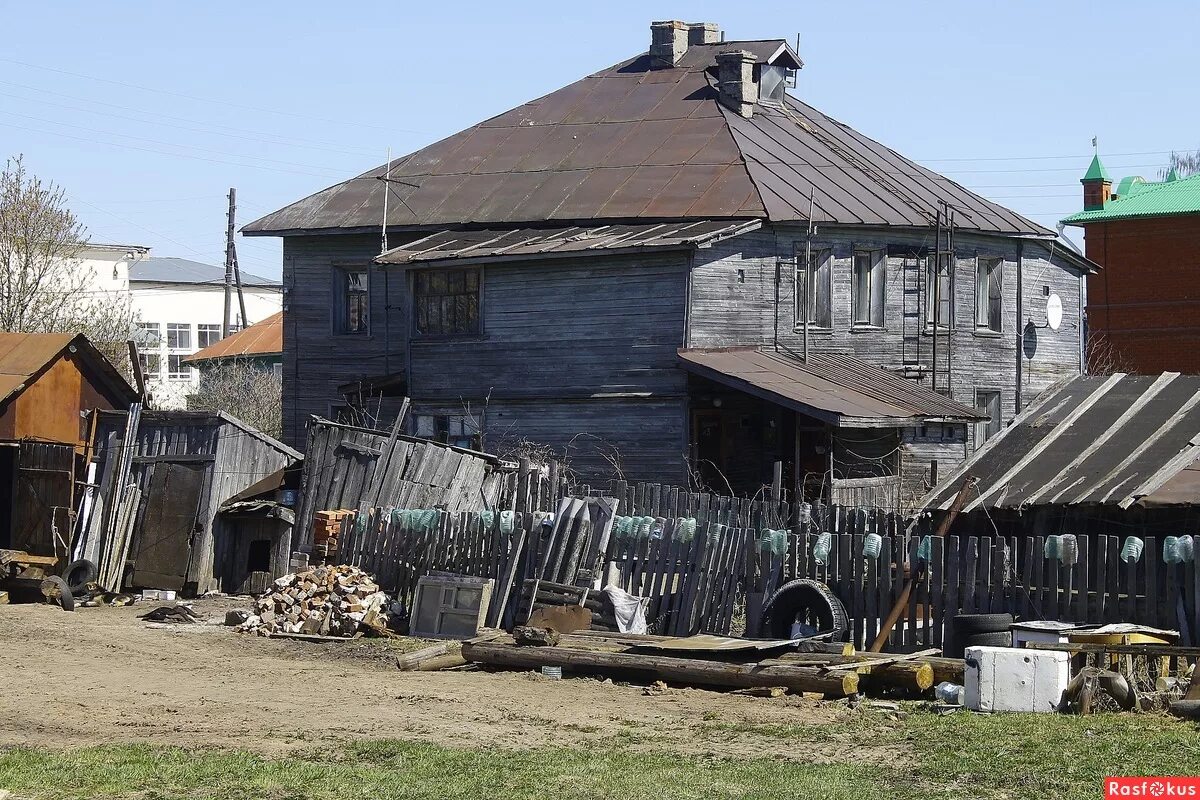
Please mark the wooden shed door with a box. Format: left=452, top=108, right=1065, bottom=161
left=10, top=442, right=75, bottom=557
left=131, top=462, right=205, bottom=590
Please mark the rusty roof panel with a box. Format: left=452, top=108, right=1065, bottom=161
left=183, top=312, right=282, bottom=364
left=246, top=39, right=1048, bottom=237
left=376, top=220, right=759, bottom=267
left=677, top=347, right=983, bottom=427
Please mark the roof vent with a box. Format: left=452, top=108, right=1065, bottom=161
left=716, top=50, right=758, bottom=118
left=651, top=20, right=720, bottom=66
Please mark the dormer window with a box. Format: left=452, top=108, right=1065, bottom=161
left=758, top=65, right=791, bottom=103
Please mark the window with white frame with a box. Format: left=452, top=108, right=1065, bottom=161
left=138, top=352, right=161, bottom=380
left=974, top=389, right=1002, bottom=445
left=135, top=321, right=161, bottom=348
left=852, top=249, right=885, bottom=328
left=167, top=353, right=190, bottom=380
left=924, top=254, right=953, bottom=329
left=975, top=257, right=1002, bottom=333
left=166, top=322, right=192, bottom=351
left=795, top=247, right=832, bottom=328
left=197, top=324, right=223, bottom=348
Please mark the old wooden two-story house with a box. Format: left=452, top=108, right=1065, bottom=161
left=245, top=21, right=1094, bottom=506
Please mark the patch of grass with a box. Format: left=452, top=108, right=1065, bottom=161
left=1, top=712, right=1197, bottom=800
left=0, top=741, right=891, bottom=800
left=900, top=708, right=1200, bottom=800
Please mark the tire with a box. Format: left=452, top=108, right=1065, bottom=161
left=951, top=613, right=1013, bottom=636
left=759, top=579, right=850, bottom=641
left=962, top=631, right=1012, bottom=650
left=40, top=575, right=75, bottom=612
left=61, top=559, right=97, bottom=597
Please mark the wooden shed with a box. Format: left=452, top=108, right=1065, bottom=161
left=0, top=332, right=136, bottom=448
left=77, top=409, right=302, bottom=594
left=0, top=333, right=136, bottom=556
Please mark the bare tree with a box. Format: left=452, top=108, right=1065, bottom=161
left=0, top=155, right=139, bottom=371
left=1161, top=150, right=1200, bottom=180
left=187, top=360, right=282, bottom=438
left=1086, top=333, right=1131, bottom=376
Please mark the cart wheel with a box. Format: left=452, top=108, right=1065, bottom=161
left=40, top=575, right=75, bottom=612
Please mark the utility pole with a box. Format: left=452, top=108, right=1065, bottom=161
left=223, top=188, right=247, bottom=337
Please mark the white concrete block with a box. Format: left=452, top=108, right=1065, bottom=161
left=964, top=646, right=1071, bottom=713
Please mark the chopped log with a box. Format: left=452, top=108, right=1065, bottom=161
left=396, top=643, right=452, bottom=670
left=461, top=636, right=859, bottom=696
left=767, top=654, right=934, bottom=692
left=415, top=653, right=468, bottom=671
left=514, top=626, right=561, bottom=647
left=864, top=661, right=934, bottom=692
left=923, top=657, right=965, bottom=685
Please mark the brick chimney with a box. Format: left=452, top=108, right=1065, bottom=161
left=651, top=21, right=720, bottom=66
left=716, top=50, right=758, bottom=118
left=1081, top=153, right=1111, bottom=212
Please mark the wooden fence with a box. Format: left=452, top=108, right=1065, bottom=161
left=330, top=498, right=1200, bottom=650
left=784, top=528, right=1200, bottom=651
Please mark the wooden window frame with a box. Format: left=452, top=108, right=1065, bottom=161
left=794, top=246, right=832, bottom=330
left=974, top=256, right=1003, bottom=334
left=851, top=248, right=886, bottom=329
left=974, top=388, right=1002, bottom=446
left=332, top=265, right=370, bottom=336
left=411, top=267, right=482, bottom=339
left=924, top=254, right=955, bottom=331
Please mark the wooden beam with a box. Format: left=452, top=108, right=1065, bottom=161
left=461, top=637, right=859, bottom=696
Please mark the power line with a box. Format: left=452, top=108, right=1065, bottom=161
left=0, top=56, right=425, bottom=135
left=0, top=110, right=354, bottom=176
left=0, top=82, right=388, bottom=158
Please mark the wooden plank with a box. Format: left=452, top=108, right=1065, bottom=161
left=1146, top=536, right=1159, bottom=628
left=1031, top=535, right=1044, bottom=620
left=929, top=535, right=944, bottom=650
left=944, top=534, right=960, bottom=640
left=962, top=536, right=978, bottom=616
left=1107, top=535, right=1122, bottom=624
left=977, top=537, right=992, bottom=614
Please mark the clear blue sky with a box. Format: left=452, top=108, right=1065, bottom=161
left=1, top=1, right=1193, bottom=278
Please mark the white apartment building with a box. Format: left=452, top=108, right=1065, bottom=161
left=129, top=257, right=282, bottom=408
left=66, top=245, right=282, bottom=409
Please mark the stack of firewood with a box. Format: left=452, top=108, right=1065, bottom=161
left=237, top=565, right=390, bottom=637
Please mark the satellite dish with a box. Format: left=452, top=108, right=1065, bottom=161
left=1046, top=293, right=1063, bottom=331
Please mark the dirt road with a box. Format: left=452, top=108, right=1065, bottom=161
left=0, top=597, right=901, bottom=763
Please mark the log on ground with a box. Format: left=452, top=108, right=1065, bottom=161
left=461, top=636, right=858, bottom=696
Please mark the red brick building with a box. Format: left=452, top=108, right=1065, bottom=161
left=1063, top=157, right=1200, bottom=373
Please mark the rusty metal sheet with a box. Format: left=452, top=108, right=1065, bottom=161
left=377, top=220, right=760, bottom=267
left=630, top=634, right=802, bottom=653
left=246, top=39, right=1047, bottom=237
left=184, top=312, right=282, bottom=364
left=678, top=347, right=984, bottom=427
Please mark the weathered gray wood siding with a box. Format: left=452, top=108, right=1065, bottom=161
left=281, top=234, right=412, bottom=448
left=407, top=253, right=691, bottom=482
left=688, top=224, right=1086, bottom=499
left=690, top=225, right=1084, bottom=426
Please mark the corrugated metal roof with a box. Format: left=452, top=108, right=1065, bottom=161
left=0, top=332, right=136, bottom=408
left=921, top=373, right=1200, bottom=511
left=130, top=256, right=280, bottom=287
left=245, top=38, right=1049, bottom=238
left=677, top=347, right=984, bottom=428
left=375, top=220, right=760, bottom=267
left=182, top=312, right=283, bottom=364
left=1062, top=173, right=1200, bottom=225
